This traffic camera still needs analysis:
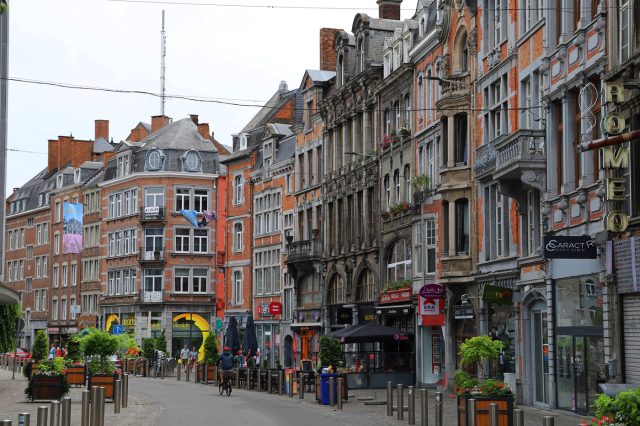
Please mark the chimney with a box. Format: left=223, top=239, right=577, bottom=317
left=377, top=0, right=402, bottom=20
left=190, top=114, right=199, bottom=125
left=197, top=123, right=210, bottom=139
left=94, top=119, right=109, bottom=140
left=151, top=115, right=171, bottom=132
left=320, top=28, right=341, bottom=71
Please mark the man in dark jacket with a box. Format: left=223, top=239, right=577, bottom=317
left=218, top=347, right=234, bottom=383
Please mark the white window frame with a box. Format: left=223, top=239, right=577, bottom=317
left=233, top=270, right=243, bottom=305
left=233, top=222, right=244, bottom=252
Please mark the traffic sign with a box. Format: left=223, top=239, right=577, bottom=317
left=215, top=318, right=223, bottom=331
left=112, top=324, right=123, bottom=335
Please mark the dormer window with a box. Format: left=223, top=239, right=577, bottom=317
left=358, top=39, right=365, bottom=72
left=403, top=35, right=412, bottom=63
left=145, top=149, right=165, bottom=171
left=420, top=17, right=425, bottom=36
left=56, top=174, right=64, bottom=189
left=181, top=149, right=202, bottom=172
left=384, top=52, right=391, bottom=77
left=338, top=54, right=345, bottom=86
left=74, top=169, right=81, bottom=184
left=393, top=44, right=401, bottom=70
left=117, top=155, right=131, bottom=177
left=239, top=134, right=248, bottom=151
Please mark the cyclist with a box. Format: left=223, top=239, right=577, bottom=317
left=218, top=346, right=234, bottom=389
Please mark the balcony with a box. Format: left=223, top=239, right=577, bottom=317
left=139, top=290, right=163, bottom=303
left=286, top=234, right=323, bottom=274
left=139, top=206, right=166, bottom=222
left=440, top=254, right=473, bottom=278
left=436, top=75, right=471, bottom=108
left=164, top=292, right=215, bottom=304
left=138, top=249, right=166, bottom=265
left=493, top=129, right=546, bottom=194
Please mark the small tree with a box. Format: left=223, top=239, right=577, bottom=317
left=202, top=331, right=219, bottom=365
left=141, top=338, right=156, bottom=360
left=32, top=330, right=49, bottom=363
left=80, top=330, right=119, bottom=375
left=66, top=334, right=82, bottom=362
left=458, top=335, right=503, bottom=379
left=155, top=329, right=167, bottom=352
left=319, top=336, right=342, bottom=369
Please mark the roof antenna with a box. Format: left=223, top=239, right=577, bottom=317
left=160, top=10, right=167, bottom=116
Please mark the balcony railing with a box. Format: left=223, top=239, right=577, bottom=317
left=139, top=290, right=163, bottom=303
left=139, top=206, right=166, bottom=222
left=440, top=76, right=470, bottom=97
left=138, top=249, right=165, bottom=263
left=287, top=239, right=323, bottom=263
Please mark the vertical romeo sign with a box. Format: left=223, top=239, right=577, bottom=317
left=63, top=202, right=83, bottom=254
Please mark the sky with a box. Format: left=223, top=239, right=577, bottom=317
left=5, top=0, right=412, bottom=192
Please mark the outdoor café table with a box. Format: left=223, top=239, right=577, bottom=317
left=259, top=369, right=268, bottom=391
left=238, top=368, right=248, bottom=388
left=270, top=370, right=280, bottom=393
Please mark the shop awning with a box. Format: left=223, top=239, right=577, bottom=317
left=334, top=322, right=408, bottom=343
left=0, top=284, right=19, bottom=305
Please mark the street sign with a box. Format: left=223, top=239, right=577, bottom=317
left=269, top=302, right=282, bottom=315
left=70, top=305, right=81, bottom=314
left=112, top=324, right=123, bottom=335
left=215, top=318, right=223, bottom=331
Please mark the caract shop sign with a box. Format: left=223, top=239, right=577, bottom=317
left=543, top=235, right=597, bottom=259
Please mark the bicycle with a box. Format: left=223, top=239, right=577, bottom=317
left=219, top=370, right=232, bottom=396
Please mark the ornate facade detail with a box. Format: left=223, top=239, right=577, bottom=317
left=521, top=170, right=545, bottom=193
left=467, top=28, right=477, bottom=56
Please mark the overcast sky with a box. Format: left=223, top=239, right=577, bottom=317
left=5, top=0, right=411, bottom=191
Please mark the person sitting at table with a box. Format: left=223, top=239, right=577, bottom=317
left=354, top=357, right=363, bottom=373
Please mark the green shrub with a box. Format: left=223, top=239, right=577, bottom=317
left=594, top=387, right=640, bottom=426
left=202, top=331, right=219, bottom=365
left=454, top=370, right=479, bottom=394
left=66, top=335, right=82, bottom=362
left=80, top=330, right=118, bottom=374
left=32, top=330, right=49, bottom=362
left=319, top=335, right=342, bottom=369
left=458, top=335, right=503, bottom=377
left=155, top=330, right=167, bottom=352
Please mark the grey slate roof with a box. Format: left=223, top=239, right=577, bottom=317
left=140, top=118, right=217, bottom=152
left=240, top=88, right=297, bottom=133
left=93, top=137, right=115, bottom=154
left=273, top=136, right=295, bottom=164
left=306, top=69, right=336, bottom=83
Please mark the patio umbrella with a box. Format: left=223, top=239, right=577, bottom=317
left=242, top=315, right=258, bottom=357
left=224, top=316, right=240, bottom=355
left=339, top=322, right=408, bottom=344
left=330, top=323, right=365, bottom=339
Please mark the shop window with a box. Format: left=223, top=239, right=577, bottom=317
left=555, top=275, right=603, bottom=327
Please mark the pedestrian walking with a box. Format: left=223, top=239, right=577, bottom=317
left=48, top=344, right=56, bottom=360
left=190, top=346, right=198, bottom=370
left=180, top=344, right=189, bottom=371
left=255, top=349, right=261, bottom=366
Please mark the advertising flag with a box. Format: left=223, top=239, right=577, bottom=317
left=63, top=202, right=83, bottom=254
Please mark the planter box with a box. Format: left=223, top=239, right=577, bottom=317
left=31, top=374, right=64, bottom=401
left=88, top=374, right=116, bottom=400
left=127, top=359, right=136, bottom=374
left=65, top=365, right=86, bottom=386
left=457, top=394, right=513, bottom=426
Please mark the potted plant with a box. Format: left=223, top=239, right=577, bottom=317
left=25, top=357, right=70, bottom=401
left=390, top=130, right=400, bottom=144
left=382, top=211, right=391, bottom=221
left=399, top=126, right=411, bottom=139
left=24, top=329, right=49, bottom=379
left=455, top=336, right=513, bottom=426
left=64, top=335, right=86, bottom=386
left=202, top=331, right=219, bottom=381
left=318, top=336, right=342, bottom=405
left=81, top=329, right=119, bottom=400
left=587, top=386, right=640, bottom=425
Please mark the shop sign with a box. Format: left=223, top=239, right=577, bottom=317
left=453, top=304, right=474, bottom=320
left=482, top=285, right=513, bottom=305
left=419, top=284, right=445, bottom=300
left=78, top=315, right=97, bottom=329
left=419, top=296, right=441, bottom=316
left=258, top=304, right=273, bottom=316
left=379, top=288, right=412, bottom=305
left=543, top=235, right=597, bottom=259
left=269, top=302, right=282, bottom=315
left=47, top=327, right=60, bottom=333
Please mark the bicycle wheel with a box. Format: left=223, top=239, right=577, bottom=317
left=226, top=381, right=232, bottom=396
left=219, top=380, right=224, bottom=395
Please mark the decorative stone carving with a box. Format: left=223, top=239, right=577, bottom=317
left=467, top=28, right=477, bottom=56
left=521, top=170, right=545, bottom=192
left=441, top=53, right=451, bottom=79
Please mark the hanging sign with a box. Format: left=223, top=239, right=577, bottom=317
left=269, top=302, right=282, bottom=315
left=481, top=285, right=513, bottom=305
left=258, top=304, right=272, bottom=316
left=543, top=235, right=597, bottom=259
left=453, top=304, right=474, bottom=320
left=419, top=284, right=445, bottom=300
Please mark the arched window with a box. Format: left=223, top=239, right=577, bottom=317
left=394, top=101, right=401, bottom=130
left=461, top=34, right=468, bottom=72
left=384, top=109, right=391, bottom=135
left=404, top=94, right=411, bottom=129
left=234, top=175, right=244, bottom=204
left=394, top=169, right=400, bottom=203
left=233, top=222, right=243, bottom=252
left=426, top=67, right=432, bottom=119
left=358, top=39, right=365, bottom=72
left=435, top=60, right=442, bottom=100
left=417, top=74, right=424, bottom=121
left=233, top=271, right=243, bottom=305
left=387, top=239, right=412, bottom=282
left=356, top=269, right=375, bottom=302
left=328, top=275, right=345, bottom=305
left=384, top=174, right=391, bottom=208
left=338, top=54, right=345, bottom=86
left=454, top=30, right=468, bottom=73
left=404, top=164, right=411, bottom=202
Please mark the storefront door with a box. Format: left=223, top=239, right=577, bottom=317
left=556, top=334, right=604, bottom=414
left=531, top=307, right=549, bottom=406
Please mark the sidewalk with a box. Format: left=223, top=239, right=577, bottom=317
left=0, top=368, right=161, bottom=426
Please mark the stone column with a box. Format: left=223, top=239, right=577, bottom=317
left=342, top=123, right=349, bottom=168
left=447, top=115, right=455, bottom=168
left=546, top=104, right=559, bottom=196
left=448, top=201, right=456, bottom=256
left=363, top=109, right=371, bottom=155
left=334, top=201, right=340, bottom=254
left=580, top=86, right=595, bottom=186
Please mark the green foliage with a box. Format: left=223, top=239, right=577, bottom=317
left=203, top=332, right=219, bottom=365
left=247, top=357, right=256, bottom=368
left=382, top=280, right=412, bottom=292
left=32, top=330, right=49, bottom=362
left=141, top=338, right=156, bottom=360
left=66, top=335, right=82, bottom=362
left=454, top=370, right=479, bottom=394
left=411, top=174, right=431, bottom=191
left=113, top=334, right=138, bottom=357
left=474, top=379, right=512, bottom=396
left=87, top=358, right=116, bottom=376
left=80, top=329, right=118, bottom=374
left=275, top=359, right=282, bottom=370
left=594, top=387, right=640, bottom=426
left=0, top=304, right=21, bottom=352
left=319, top=335, right=342, bottom=368
left=458, top=336, right=503, bottom=375
left=155, top=329, right=167, bottom=352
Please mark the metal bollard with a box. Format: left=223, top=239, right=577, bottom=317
left=1, top=420, right=12, bottom=425
left=301, top=374, right=306, bottom=399
left=122, top=373, right=129, bottom=408
left=81, top=390, right=90, bottom=426
left=257, top=369, right=262, bottom=391
left=185, top=364, right=190, bottom=382
left=49, top=401, right=60, bottom=426
left=297, top=376, right=304, bottom=399
left=489, top=403, right=499, bottom=426
left=96, top=387, right=105, bottom=426
left=235, top=369, right=240, bottom=389
left=160, top=360, right=165, bottom=380
left=420, top=389, right=428, bottom=426
left=177, top=363, right=181, bottom=381
left=386, top=381, right=393, bottom=417
left=60, top=397, right=71, bottom=426
left=36, top=407, right=48, bottom=426
left=542, top=416, right=554, bottom=426
left=289, top=373, right=294, bottom=397
left=337, top=377, right=344, bottom=410
left=114, top=380, right=121, bottom=414
left=434, top=392, right=443, bottom=426
left=397, top=384, right=404, bottom=420
left=468, top=399, right=477, bottom=426
left=90, top=386, right=99, bottom=426
left=514, top=409, right=524, bottom=426
left=18, top=413, right=30, bottom=426
left=329, top=376, right=336, bottom=407
left=408, top=386, right=415, bottom=425
left=278, top=371, right=283, bottom=395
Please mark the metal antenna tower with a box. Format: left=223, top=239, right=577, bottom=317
left=160, top=10, right=166, bottom=115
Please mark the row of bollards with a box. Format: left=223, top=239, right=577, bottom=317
left=385, top=383, right=558, bottom=426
